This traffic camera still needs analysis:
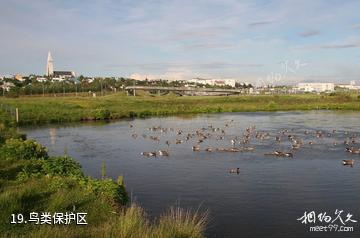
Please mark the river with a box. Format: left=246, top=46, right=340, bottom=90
left=22, top=111, right=360, bottom=238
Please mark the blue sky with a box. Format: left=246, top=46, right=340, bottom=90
left=1, top=0, right=360, bottom=84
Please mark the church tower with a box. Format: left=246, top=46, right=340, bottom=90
left=46, top=51, right=54, bottom=77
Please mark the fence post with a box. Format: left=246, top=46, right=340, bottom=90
left=15, top=108, right=19, bottom=123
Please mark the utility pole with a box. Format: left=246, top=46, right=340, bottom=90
left=15, top=108, right=19, bottom=123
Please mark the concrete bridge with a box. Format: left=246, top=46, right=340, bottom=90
left=125, top=86, right=245, bottom=96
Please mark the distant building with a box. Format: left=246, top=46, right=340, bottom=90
left=189, top=78, right=236, bottom=87
left=46, top=51, right=75, bottom=79
left=337, top=81, right=360, bottom=90
left=213, top=79, right=236, bottom=87
left=297, top=83, right=335, bottom=92
left=36, top=77, right=47, bottom=82
left=85, top=77, right=95, bottom=83
left=53, top=71, right=76, bottom=79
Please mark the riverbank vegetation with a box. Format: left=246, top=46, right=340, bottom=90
left=0, top=124, right=207, bottom=237
left=1, top=92, right=360, bottom=125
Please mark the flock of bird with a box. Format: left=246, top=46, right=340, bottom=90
left=129, top=119, right=359, bottom=172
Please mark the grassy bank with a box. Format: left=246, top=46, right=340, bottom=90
left=1, top=92, right=360, bottom=125
left=0, top=125, right=207, bottom=237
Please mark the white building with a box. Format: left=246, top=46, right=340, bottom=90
left=337, top=81, right=360, bottom=90
left=52, top=77, right=66, bottom=82
left=297, top=83, right=335, bottom=92
left=46, top=51, right=75, bottom=79
left=36, top=77, right=47, bottom=82
left=189, top=78, right=236, bottom=87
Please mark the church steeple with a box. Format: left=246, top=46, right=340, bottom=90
left=46, top=51, right=54, bottom=77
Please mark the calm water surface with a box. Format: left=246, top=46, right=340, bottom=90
left=23, top=111, right=360, bottom=238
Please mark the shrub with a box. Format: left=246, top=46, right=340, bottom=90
left=0, top=139, right=48, bottom=161
left=42, top=156, right=83, bottom=177
left=83, top=178, right=128, bottom=206
left=0, top=125, right=26, bottom=145
left=93, top=108, right=111, bottom=120
left=16, top=160, right=44, bottom=180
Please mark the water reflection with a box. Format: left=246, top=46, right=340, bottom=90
left=49, top=128, right=57, bottom=145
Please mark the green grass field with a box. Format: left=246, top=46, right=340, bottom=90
left=1, top=92, right=360, bottom=125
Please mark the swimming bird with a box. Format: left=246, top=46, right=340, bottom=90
left=192, top=145, right=200, bottom=151
left=342, top=159, right=355, bottom=167
left=149, top=136, right=160, bottom=141
left=158, top=150, right=169, bottom=156
left=284, top=152, right=293, bottom=157
left=346, top=147, right=360, bottom=154
left=141, top=152, right=156, bottom=157
left=316, top=131, right=323, bottom=138
left=227, top=148, right=242, bottom=152
left=241, top=147, right=255, bottom=152
left=229, top=168, right=240, bottom=174
left=265, top=151, right=293, bottom=158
